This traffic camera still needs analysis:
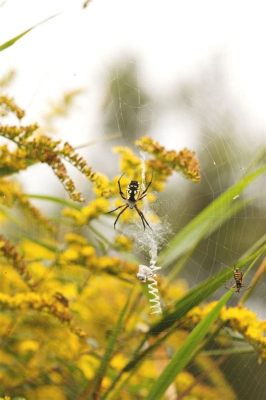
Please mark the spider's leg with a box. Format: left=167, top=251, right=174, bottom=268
left=114, top=205, right=128, bottom=229
left=134, top=205, right=146, bottom=230
left=138, top=193, right=147, bottom=201
left=106, top=204, right=125, bottom=214
left=139, top=172, right=153, bottom=198
left=225, top=282, right=235, bottom=290
left=118, top=173, right=127, bottom=200
left=135, top=205, right=152, bottom=230
left=241, top=285, right=252, bottom=291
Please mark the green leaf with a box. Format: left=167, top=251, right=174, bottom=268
left=151, top=235, right=266, bottom=335
left=0, top=14, right=59, bottom=52
left=158, top=164, right=266, bottom=275
left=146, top=290, right=232, bottom=400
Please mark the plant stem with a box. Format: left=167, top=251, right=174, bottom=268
left=239, top=256, right=266, bottom=305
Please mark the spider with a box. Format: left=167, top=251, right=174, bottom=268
left=107, top=173, right=152, bottom=230
left=226, top=267, right=250, bottom=293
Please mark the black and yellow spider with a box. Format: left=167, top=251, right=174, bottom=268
left=107, top=173, right=152, bottom=230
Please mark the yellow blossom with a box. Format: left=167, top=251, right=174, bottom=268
left=136, top=136, right=201, bottom=182
left=64, top=232, right=87, bottom=245
left=80, top=245, right=96, bottom=258
left=111, top=354, right=128, bottom=370
left=77, top=354, right=99, bottom=380
left=29, top=386, right=66, bottom=400
left=114, top=146, right=141, bottom=176
left=114, top=234, right=133, bottom=251
left=61, top=247, right=80, bottom=261
left=63, top=198, right=109, bottom=225
left=17, top=340, right=39, bottom=355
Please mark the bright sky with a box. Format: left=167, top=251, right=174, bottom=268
left=1, top=0, right=266, bottom=146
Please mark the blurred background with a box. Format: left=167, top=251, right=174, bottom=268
left=1, top=0, right=266, bottom=398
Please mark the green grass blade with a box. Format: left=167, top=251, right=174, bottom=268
left=151, top=235, right=266, bottom=335
left=167, top=198, right=249, bottom=280
left=26, top=194, right=81, bottom=210
left=158, top=164, right=266, bottom=273
left=0, top=14, right=59, bottom=52
left=146, top=290, right=232, bottom=400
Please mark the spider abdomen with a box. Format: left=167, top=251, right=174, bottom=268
left=233, top=268, right=243, bottom=292
left=234, top=269, right=243, bottom=284
left=127, top=180, right=139, bottom=201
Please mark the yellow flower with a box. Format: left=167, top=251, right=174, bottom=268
left=136, top=136, right=201, bottom=182
left=29, top=386, right=66, bottom=400
left=77, top=354, right=99, bottom=379
left=176, top=371, right=195, bottom=391
left=114, top=146, right=141, bottom=175
left=221, top=306, right=257, bottom=329
left=63, top=198, right=109, bottom=225
left=61, top=247, right=80, bottom=261
left=111, top=354, right=127, bottom=370
left=17, top=340, right=39, bottom=355
left=65, top=232, right=87, bottom=245
left=81, top=245, right=96, bottom=258
left=114, top=234, right=133, bottom=251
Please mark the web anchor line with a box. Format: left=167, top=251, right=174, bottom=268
left=135, top=151, right=163, bottom=315
left=137, top=263, right=162, bottom=315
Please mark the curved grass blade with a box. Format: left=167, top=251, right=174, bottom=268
left=26, top=193, right=81, bottom=210
left=167, top=198, right=249, bottom=280
left=158, top=164, right=266, bottom=274
left=151, top=235, right=266, bottom=335
left=146, top=290, right=232, bottom=400
left=0, top=14, right=59, bottom=52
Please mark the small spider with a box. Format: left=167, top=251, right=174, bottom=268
left=226, top=267, right=249, bottom=293
left=107, top=173, right=152, bottom=230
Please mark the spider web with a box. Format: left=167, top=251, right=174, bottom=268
left=102, top=59, right=266, bottom=400
left=1, top=1, right=266, bottom=398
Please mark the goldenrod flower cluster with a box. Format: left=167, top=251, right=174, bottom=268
left=0, top=234, right=34, bottom=288
left=221, top=306, right=266, bottom=360
left=63, top=198, right=109, bottom=224
left=0, top=95, right=25, bottom=119
left=0, top=291, right=70, bottom=325
left=114, top=234, right=133, bottom=251
left=60, top=233, right=136, bottom=277
left=187, top=302, right=266, bottom=360
left=0, top=178, right=53, bottom=232
left=175, top=370, right=226, bottom=400
left=114, top=146, right=141, bottom=177
left=136, top=136, right=201, bottom=182
left=0, top=145, right=29, bottom=174
left=0, top=97, right=105, bottom=202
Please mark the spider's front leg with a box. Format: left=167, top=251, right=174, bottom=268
left=118, top=173, right=127, bottom=200
left=106, top=204, right=125, bottom=214
left=138, top=172, right=153, bottom=200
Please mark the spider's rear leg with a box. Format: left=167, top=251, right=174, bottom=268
left=114, top=205, right=128, bottom=229
left=135, top=205, right=152, bottom=230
